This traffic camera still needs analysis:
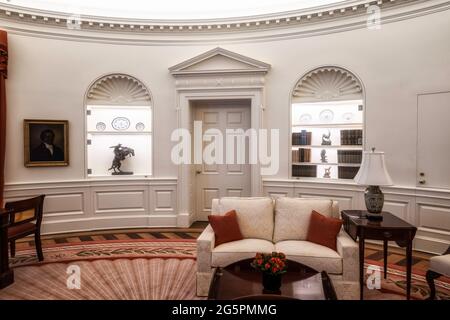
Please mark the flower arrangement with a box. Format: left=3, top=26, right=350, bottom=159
left=251, top=252, right=287, bottom=275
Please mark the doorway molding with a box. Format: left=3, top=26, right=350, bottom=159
left=169, top=47, right=271, bottom=226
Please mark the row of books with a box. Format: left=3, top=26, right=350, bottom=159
left=341, top=129, right=363, bottom=145
left=337, top=150, right=363, bottom=164
left=292, top=148, right=311, bottom=163
left=292, top=130, right=312, bottom=146
left=292, top=165, right=317, bottom=177
left=338, top=166, right=360, bottom=179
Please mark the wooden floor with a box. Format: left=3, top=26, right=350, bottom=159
left=14, top=222, right=433, bottom=272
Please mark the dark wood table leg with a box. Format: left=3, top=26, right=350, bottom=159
left=359, top=237, right=365, bottom=300
left=383, top=240, right=388, bottom=279
left=406, top=239, right=412, bottom=300
left=0, top=211, right=14, bottom=289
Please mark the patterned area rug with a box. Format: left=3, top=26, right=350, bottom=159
left=0, top=258, right=201, bottom=300
left=364, top=260, right=450, bottom=300
left=9, top=239, right=196, bottom=267
left=2, top=239, right=449, bottom=300
left=1, top=239, right=201, bottom=300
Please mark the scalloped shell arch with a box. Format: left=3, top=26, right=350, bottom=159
left=293, top=67, right=362, bottom=100
left=87, top=74, right=151, bottom=104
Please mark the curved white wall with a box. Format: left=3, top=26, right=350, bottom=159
left=3, top=9, right=449, bottom=184
left=1, top=3, right=449, bottom=252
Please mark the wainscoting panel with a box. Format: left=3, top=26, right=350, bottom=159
left=383, top=199, right=412, bottom=222
left=43, top=193, right=85, bottom=217
left=151, top=184, right=177, bottom=214
left=95, top=190, right=146, bottom=213
left=263, top=179, right=450, bottom=254
left=4, top=178, right=178, bottom=234
left=415, top=196, right=450, bottom=254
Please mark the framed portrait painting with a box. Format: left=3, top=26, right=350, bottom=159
left=24, top=119, right=69, bottom=167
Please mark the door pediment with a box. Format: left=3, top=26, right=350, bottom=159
left=169, top=47, right=270, bottom=76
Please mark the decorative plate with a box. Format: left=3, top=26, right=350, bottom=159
left=342, top=112, right=354, bottom=122
left=95, top=122, right=106, bottom=131
left=319, top=109, right=334, bottom=122
left=299, top=113, right=312, bottom=123
left=111, top=117, right=130, bottom=131
left=135, top=122, right=145, bottom=131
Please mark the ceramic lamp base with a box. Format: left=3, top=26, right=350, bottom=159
left=364, top=185, right=384, bottom=213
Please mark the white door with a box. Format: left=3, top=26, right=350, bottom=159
left=194, top=103, right=251, bottom=220
left=417, top=92, right=450, bottom=189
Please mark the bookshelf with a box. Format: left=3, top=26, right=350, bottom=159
left=291, top=100, right=364, bottom=180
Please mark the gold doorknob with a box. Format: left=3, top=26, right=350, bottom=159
left=419, top=179, right=426, bottom=185
left=196, top=170, right=202, bottom=175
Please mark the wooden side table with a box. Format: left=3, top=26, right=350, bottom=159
left=341, top=210, right=417, bottom=300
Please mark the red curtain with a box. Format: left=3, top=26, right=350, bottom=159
left=0, top=31, right=7, bottom=206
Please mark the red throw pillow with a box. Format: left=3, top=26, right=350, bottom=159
left=306, top=210, right=343, bottom=251
left=208, top=210, right=243, bottom=246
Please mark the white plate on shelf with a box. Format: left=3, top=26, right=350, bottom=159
left=135, top=122, right=145, bottom=131
left=96, top=122, right=106, bottom=131
left=111, top=117, right=130, bottom=131
left=342, top=112, right=354, bottom=122
left=319, top=109, right=334, bottom=122
left=299, top=113, right=312, bottom=123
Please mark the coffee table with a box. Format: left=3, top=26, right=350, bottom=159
left=208, top=258, right=337, bottom=300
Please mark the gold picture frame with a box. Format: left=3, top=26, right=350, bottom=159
left=24, top=119, right=69, bottom=167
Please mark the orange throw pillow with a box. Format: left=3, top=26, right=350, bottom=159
left=208, top=210, right=243, bottom=246
left=306, top=210, right=343, bottom=251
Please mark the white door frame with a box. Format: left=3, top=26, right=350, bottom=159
left=175, top=89, right=265, bottom=226
left=169, top=48, right=270, bottom=226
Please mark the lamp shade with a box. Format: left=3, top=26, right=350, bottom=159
left=354, top=150, right=393, bottom=186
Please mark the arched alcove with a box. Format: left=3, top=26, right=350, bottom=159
left=290, top=66, right=364, bottom=180
left=87, top=74, right=151, bottom=105
left=85, top=74, right=153, bottom=177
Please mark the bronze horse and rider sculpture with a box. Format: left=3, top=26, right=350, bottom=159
left=108, top=144, right=135, bottom=175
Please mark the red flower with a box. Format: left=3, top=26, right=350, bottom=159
left=252, top=252, right=287, bottom=274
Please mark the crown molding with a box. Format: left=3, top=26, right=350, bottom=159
left=0, top=0, right=448, bottom=44
left=0, top=0, right=434, bottom=34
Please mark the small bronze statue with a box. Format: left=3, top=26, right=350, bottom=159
left=108, top=144, right=135, bottom=175
left=321, top=130, right=332, bottom=145
left=320, top=149, right=328, bottom=163
left=323, top=167, right=332, bottom=178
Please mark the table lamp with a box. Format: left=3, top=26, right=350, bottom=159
left=354, top=148, right=393, bottom=220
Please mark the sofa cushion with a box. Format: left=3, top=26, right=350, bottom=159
left=208, top=210, right=243, bottom=246
left=212, top=239, right=275, bottom=268
left=213, top=197, right=274, bottom=241
left=306, top=210, right=343, bottom=251
left=273, top=198, right=333, bottom=242
left=275, top=240, right=342, bottom=274
left=429, top=254, right=450, bottom=277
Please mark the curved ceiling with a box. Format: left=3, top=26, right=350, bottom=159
left=1, top=0, right=349, bottom=20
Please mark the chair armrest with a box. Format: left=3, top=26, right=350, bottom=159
left=197, top=224, right=215, bottom=273
left=336, top=229, right=359, bottom=282
left=0, top=208, right=13, bottom=228
left=0, top=208, right=12, bottom=217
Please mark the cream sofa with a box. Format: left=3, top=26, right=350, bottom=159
left=196, top=197, right=359, bottom=299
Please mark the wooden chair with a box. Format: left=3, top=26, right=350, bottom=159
left=5, top=195, right=45, bottom=261
left=426, top=245, right=450, bottom=300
